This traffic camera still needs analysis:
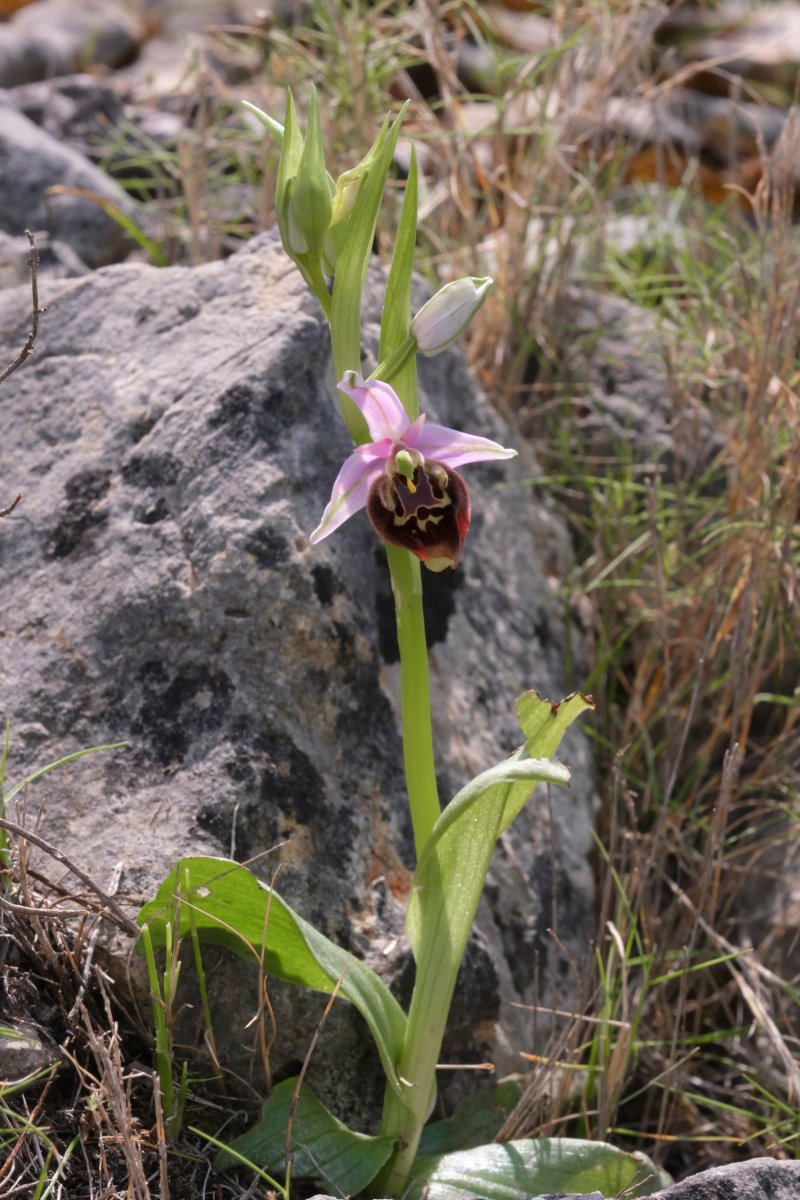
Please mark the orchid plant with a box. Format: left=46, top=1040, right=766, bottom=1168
left=138, top=90, right=663, bottom=1200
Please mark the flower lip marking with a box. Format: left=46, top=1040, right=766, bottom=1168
left=310, top=373, right=516, bottom=569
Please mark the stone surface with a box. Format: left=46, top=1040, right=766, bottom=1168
left=519, top=289, right=724, bottom=480
left=0, top=1021, right=60, bottom=1080
left=6, top=74, right=124, bottom=159
left=0, top=0, right=141, bottom=87
left=0, top=232, right=596, bottom=1125
left=0, top=97, right=137, bottom=269
left=0, top=230, right=90, bottom=288
left=650, top=1159, right=800, bottom=1200
left=659, top=2, right=800, bottom=91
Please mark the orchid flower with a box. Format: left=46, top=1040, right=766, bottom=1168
left=310, top=373, right=517, bottom=571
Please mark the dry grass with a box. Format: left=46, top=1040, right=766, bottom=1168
left=0, top=817, right=265, bottom=1198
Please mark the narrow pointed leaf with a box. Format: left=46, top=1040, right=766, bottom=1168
left=406, top=1137, right=666, bottom=1200
left=379, top=145, right=419, bottom=417
left=405, top=754, right=568, bottom=961
left=330, top=105, right=407, bottom=441
left=516, top=689, right=594, bottom=759
left=137, top=857, right=407, bottom=1096
left=242, top=100, right=285, bottom=144
left=218, top=1077, right=394, bottom=1195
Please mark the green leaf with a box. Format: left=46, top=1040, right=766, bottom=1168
left=379, top=145, right=419, bottom=417
left=407, top=1137, right=666, bottom=1200
left=330, top=104, right=407, bottom=441
left=137, top=857, right=408, bottom=1097
left=406, top=754, right=569, bottom=962
left=218, top=1077, right=394, bottom=1195
left=377, top=694, right=592, bottom=1188
left=407, top=690, right=594, bottom=961
left=242, top=100, right=285, bottom=145
left=275, top=90, right=305, bottom=248
left=417, top=1078, right=524, bottom=1157
left=516, top=689, right=594, bottom=759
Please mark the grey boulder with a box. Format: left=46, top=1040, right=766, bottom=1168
left=0, top=97, right=136, bottom=268
left=649, top=1158, right=800, bottom=1200
left=5, top=73, right=124, bottom=159
left=0, top=233, right=595, bottom=1124
left=0, top=0, right=140, bottom=88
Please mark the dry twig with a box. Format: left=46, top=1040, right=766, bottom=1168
left=0, top=229, right=43, bottom=386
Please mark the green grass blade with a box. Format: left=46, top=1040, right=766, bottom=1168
left=3, top=742, right=126, bottom=806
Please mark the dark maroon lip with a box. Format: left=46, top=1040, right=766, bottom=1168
left=366, top=460, right=471, bottom=566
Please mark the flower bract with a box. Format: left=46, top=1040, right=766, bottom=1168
left=310, top=373, right=517, bottom=570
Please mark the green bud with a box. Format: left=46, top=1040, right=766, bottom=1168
left=330, top=112, right=391, bottom=227
left=275, top=90, right=305, bottom=258
left=288, top=85, right=333, bottom=261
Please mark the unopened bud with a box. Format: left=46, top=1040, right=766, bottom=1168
left=288, top=86, right=333, bottom=260
left=410, top=277, right=493, bottom=356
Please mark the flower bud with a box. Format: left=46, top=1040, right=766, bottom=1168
left=287, top=86, right=333, bottom=261
left=410, top=276, right=493, bottom=357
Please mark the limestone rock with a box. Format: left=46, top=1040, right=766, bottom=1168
left=649, top=1159, right=800, bottom=1200
left=0, top=233, right=596, bottom=1124
left=519, top=289, right=724, bottom=480
left=6, top=73, right=124, bottom=159
left=0, top=97, right=136, bottom=268
left=0, top=0, right=141, bottom=87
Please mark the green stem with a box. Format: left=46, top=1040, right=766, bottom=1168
left=300, top=257, right=332, bottom=321
left=370, top=334, right=417, bottom=387
left=329, top=244, right=439, bottom=861
left=385, top=545, right=440, bottom=858
left=376, top=929, right=460, bottom=1193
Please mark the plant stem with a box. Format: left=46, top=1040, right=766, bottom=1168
left=329, top=272, right=439, bottom=856
left=376, top=929, right=459, bottom=1193
left=385, top=544, right=440, bottom=858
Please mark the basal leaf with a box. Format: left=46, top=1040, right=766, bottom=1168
left=407, top=1137, right=666, bottom=1200
left=218, top=1077, right=394, bottom=1195
left=137, top=857, right=407, bottom=1096
left=417, top=1078, right=524, bottom=1157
